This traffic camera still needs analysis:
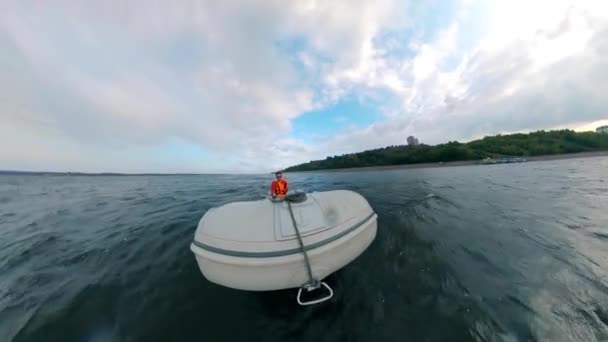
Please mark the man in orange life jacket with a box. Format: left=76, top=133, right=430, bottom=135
left=270, top=171, right=288, bottom=198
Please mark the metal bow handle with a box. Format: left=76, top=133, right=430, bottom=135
left=296, top=281, right=334, bottom=306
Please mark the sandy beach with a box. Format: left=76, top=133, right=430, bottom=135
left=287, top=150, right=608, bottom=173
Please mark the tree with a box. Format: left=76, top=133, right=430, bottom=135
left=284, top=130, right=608, bottom=172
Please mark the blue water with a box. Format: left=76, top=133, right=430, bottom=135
left=1, top=157, right=608, bottom=341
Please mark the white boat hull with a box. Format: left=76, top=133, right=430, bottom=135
left=190, top=190, right=377, bottom=291
left=191, top=214, right=376, bottom=291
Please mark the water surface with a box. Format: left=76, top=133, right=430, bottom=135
left=1, top=157, right=608, bottom=341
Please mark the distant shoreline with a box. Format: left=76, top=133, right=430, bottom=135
left=2, top=151, right=607, bottom=176
left=286, top=150, right=608, bottom=173
left=0, top=171, right=211, bottom=176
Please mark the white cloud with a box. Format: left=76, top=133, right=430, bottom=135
left=0, top=0, right=412, bottom=172
left=300, top=0, right=608, bottom=163
left=1, top=0, right=607, bottom=172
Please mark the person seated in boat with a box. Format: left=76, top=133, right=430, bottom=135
left=270, top=171, right=288, bottom=198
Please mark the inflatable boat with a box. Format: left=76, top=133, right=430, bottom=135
left=190, top=190, right=377, bottom=301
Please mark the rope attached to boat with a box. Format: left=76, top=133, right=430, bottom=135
left=286, top=199, right=318, bottom=289
left=284, top=193, right=333, bottom=305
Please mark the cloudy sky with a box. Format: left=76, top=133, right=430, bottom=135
left=1, top=0, right=608, bottom=173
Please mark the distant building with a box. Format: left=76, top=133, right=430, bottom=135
left=597, top=125, right=608, bottom=134
left=407, top=136, right=419, bottom=146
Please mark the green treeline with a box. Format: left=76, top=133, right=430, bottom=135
left=285, top=129, right=608, bottom=171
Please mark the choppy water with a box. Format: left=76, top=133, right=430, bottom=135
left=1, top=157, right=608, bottom=341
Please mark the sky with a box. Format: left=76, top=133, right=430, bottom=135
left=1, top=0, right=608, bottom=173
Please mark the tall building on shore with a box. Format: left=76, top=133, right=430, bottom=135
left=407, top=136, right=419, bottom=146
left=597, top=125, right=608, bottom=134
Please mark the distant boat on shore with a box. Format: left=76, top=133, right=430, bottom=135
left=479, top=157, right=528, bottom=165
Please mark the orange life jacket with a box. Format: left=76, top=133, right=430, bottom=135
left=271, top=179, right=288, bottom=197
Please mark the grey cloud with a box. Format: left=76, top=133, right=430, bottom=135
left=539, top=10, right=573, bottom=40
left=448, top=26, right=608, bottom=140
left=306, top=20, right=608, bottom=164
left=1, top=1, right=311, bottom=155
left=1, top=0, right=406, bottom=172
left=3, top=0, right=607, bottom=172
